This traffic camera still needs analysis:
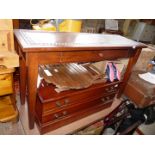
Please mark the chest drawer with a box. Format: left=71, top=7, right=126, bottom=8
left=36, top=93, right=115, bottom=123
left=0, top=73, right=13, bottom=96
left=60, top=50, right=130, bottom=63
left=37, top=80, right=120, bottom=113
left=35, top=94, right=114, bottom=134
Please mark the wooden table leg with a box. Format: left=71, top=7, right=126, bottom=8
left=19, top=56, right=27, bottom=105
left=27, top=53, right=38, bottom=129
left=16, top=46, right=27, bottom=105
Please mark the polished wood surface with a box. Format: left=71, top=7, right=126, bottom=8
left=36, top=98, right=113, bottom=134
left=36, top=79, right=118, bottom=133
left=39, top=63, right=104, bottom=92
left=14, top=29, right=146, bottom=130
left=38, top=80, right=119, bottom=104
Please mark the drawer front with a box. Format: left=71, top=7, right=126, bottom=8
left=39, top=93, right=115, bottom=123
left=0, top=73, right=13, bottom=96
left=38, top=82, right=119, bottom=112
left=0, top=31, right=14, bottom=51
left=35, top=96, right=113, bottom=134
left=60, top=50, right=130, bottom=63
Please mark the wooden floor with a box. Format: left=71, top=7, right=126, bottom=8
left=0, top=94, right=122, bottom=135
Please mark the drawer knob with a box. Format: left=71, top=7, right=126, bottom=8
left=54, top=114, right=59, bottom=119
left=56, top=101, right=62, bottom=107
left=105, top=88, right=109, bottom=91
left=2, top=43, right=5, bottom=46
left=63, top=111, right=67, bottom=116
left=98, top=53, right=104, bottom=57
left=106, top=96, right=110, bottom=100
left=64, top=99, right=69, bottom=104
left=114, top=84, right=118, bottom=87
left=101, top=98, right=105, bottom=102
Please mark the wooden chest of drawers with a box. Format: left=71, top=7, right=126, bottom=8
left=35, top=79, right=120, bottom=134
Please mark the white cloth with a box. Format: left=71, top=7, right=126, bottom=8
left=138, top=72, right=155, bottom=84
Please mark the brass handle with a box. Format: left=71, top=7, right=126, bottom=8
left=54, top=114, right=59, bottom=119
left=64, top=99, right=69, bottom=104
left=98, top=53, right=104, bottom=57
left=105, top=88, right=109, bottom=92
left=106, top=96, right=110, bottom=100
left=54, top=111, right=67, bottom=119
left=114, top=84, right=118, bottom=88
left=56, top=101, right=62, bottom=107
left=63, top=111, right=67, bottom=116
left=101, top=98, right=105, bottom=102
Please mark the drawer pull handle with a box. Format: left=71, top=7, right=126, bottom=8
left=101, top=98, right=105, bottom=102
left=63, top=111, right=67, bottom=116
left=64, top=99, right=69, bottom=104
left=54, top=111, right=67, bottom=119
left=98, top=53, right=104, bottom=57
left=114, top=84, right=118, bottom=87
left=54, top=114, right=59, bottom=119
left=106, top=96, right=110, bottom=100
left=56, top=101, right=62, bottom=107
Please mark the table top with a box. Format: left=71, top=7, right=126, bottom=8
left=14, top=29, right=145, bottom=51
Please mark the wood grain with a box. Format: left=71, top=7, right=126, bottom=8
left=0, top=51, right=19, bottom=68
left=39, top=63, right=103, bottom=92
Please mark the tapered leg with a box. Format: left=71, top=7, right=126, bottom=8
left=19, top=56, right=27, bottom=105
left=17, top=46, right=27, bottom=105
left=27, top=53, right=38, bottom=129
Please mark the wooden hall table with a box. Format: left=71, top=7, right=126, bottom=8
left=14, top=29, right=145, bottom=130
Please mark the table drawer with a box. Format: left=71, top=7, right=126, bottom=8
left=0, top=73, right=13, bottom=96
left=37, top=80, right=120, bottom=112
left=60, top=50, right=130, bottom=63
left=37, top=93, right=115, bottom=123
